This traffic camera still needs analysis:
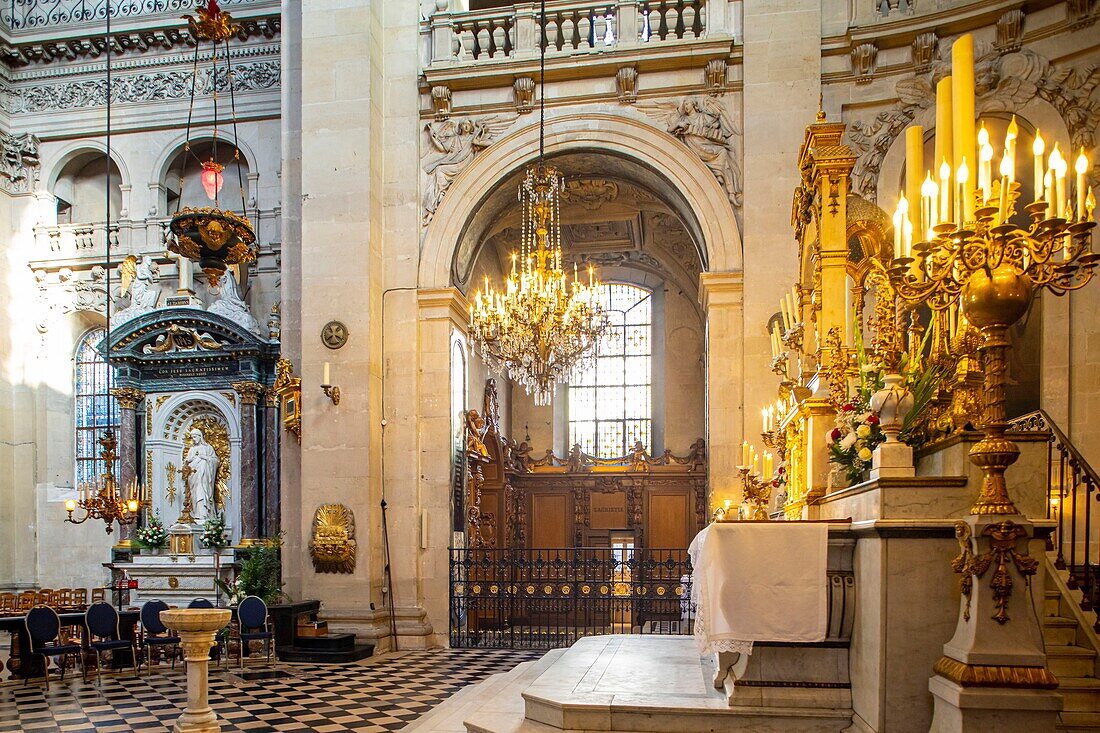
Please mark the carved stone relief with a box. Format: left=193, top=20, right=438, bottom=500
left=3, top=60, right=279, bottom=114
left=0, top=131, right=39, bottom=193
left=638, top=95, right=742, bottom=208
left=421, top=115, right=516, bottom=224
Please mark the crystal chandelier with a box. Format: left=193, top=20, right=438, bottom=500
left=471, top=164, right=607, bottom=405
left=167, top=0, right=257, bottom=287
left=64, top=0, right=144, bottom=534
left=469, top=0, right=608, bottom=406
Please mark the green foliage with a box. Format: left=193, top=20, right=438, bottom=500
left=216, top=534, right=286, bottom=605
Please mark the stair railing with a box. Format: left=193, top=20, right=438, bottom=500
left=1010, top=410, right=1097, bottom=616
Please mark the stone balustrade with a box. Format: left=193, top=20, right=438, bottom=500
left=425, top=0, right=723, bottom=69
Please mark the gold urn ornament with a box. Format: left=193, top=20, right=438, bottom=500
left=169, top=206, right=257, bottom=287
left=309, top=504, right=356, bottom=574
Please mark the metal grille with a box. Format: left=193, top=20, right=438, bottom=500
left=449, top=547, right=693, bottom=649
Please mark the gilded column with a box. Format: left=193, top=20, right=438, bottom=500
left=263, top=387, right=281, bottom=537
left=111, top=387, right=145, bottom=545
left=233, top=381, right=265, bottom=542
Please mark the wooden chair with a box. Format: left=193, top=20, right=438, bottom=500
left=71, top=588, right=88, bottom=607
left=36, top=589, right=53, bottom=606
left=0, top=592, right=15, bottom=614
left=90, top=588, right=106, bottom=604
left=55, top=588, right=72, bottom=609
left=17, top=591, right=36, bottom=611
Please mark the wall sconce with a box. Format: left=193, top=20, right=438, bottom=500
left=321, top=361, right=341, bottom=405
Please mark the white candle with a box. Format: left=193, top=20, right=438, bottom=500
left=1005, top=116, right=1018, bottom=184
left=998, top=154, right=1012, bottom=224
left=956, top=158, right=969, bottom=225
left=977, top=124, right=991, bottom=203
left=1033, top=132, right=1045, bottom=204
left=1055, top=152, right=1067, bottom=220
left=893, top=198, right=904, bottom=259
left=785, top=292, right=796, bottom=328
left=1075, top=149, right=1088, bottom=222
left=761, top=407, right=768, bottom=434
left=323, top=361, right=330, bottom=385
left=742, top=441, right=750, bottom=467
left=1044, top=170, right=1053, bottom=219
left=922, top=172, right=938, bottom=237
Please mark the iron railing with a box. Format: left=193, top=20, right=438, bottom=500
left=1010, top=410, right=1099, bottom=626
left=449, top=547, right=693, bottom=649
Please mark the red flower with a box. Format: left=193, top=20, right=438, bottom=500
left=841, top=403, right=855, bottom=412
left=866, top=415, right=880, bottom=425
left=830, top=427, right=842, bottom=441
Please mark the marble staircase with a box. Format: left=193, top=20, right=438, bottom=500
left=1046, top=557, right=1100, bottom=732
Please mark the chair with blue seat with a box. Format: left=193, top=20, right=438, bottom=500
left=139, top=600, right=180, bottom=673
left=188, top=598, right=226, bottom=665
left=85, top=601, right=140, bottom=683
left=234, top=595, right=275, bottom=669
left=24, top=605, right=85, bottom=690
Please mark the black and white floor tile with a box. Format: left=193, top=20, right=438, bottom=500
left=0, top=648, right=543, bottom=732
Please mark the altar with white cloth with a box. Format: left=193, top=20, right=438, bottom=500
left=688, top=520, right=855, bottom=712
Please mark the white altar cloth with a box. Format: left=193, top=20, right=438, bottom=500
left=688, top=522, right=828, bottom=655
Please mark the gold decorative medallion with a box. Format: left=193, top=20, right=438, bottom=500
left=309, top=504, right=356, bottom=573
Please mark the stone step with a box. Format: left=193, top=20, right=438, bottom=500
left=1057, top=676, right=1100, bottom=713
left=1047, top=590, right=1065, bottom=618
left=1047, top=646, right=1097, bottom=678
left=1059, top=711, right=1100, bottom=732
left=1046, top=616, right=1082, bottom=646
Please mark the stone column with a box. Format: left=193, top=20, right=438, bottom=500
left=699, top=272, right=744, bottom=509
left=262, top=388, right=281, bottom=537
left=111, top=387, right=145, bottom=544
left=232, top=382, right=264, bottom=542
left=416, top=288, right=470, bottom=645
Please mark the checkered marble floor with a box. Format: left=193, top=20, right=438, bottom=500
left=0, top=648, right=543, bottom=732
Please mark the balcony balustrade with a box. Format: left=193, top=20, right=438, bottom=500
left=425, top=0, right=722, bottom=69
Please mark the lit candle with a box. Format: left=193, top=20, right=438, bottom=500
left=762, top=407, right=769, bottom=433
left=939, top=158, right=952, bottom=223
left=998, top=154, right=1012, bottom=224
left=1044, top=170, right=1053, bottom=219
left=742, top=441, right=750, bottom=467
left=1054, top=148, right=1067, bottom=219
left=1005, top=116, right=1018, bottom=183
left=323, top=361, right=330, bottom=385
left=903, top=217, right=913, bottom=258
left=977, top=123, right=992, bottom=204
left=765, top=452, right=773, bottom=478
left=1033, top=132, right=1045, bottom=204
left=1075, top=149, right=1088, bottom=223
left=893, top=193, right=908, bottom=260
left=1088, top=189, right=1097, bottom=224
left=921, top=172, right=938, bottom=238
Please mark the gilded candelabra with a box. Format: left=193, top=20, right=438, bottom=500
left=64, top=430, right=143, bottom=534
left=889, top=182, right=1097, bottom=515
left=738, top=466, right=773, bottom=520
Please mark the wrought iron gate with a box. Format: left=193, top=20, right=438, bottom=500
left=449, top=547, right=693, bottom=649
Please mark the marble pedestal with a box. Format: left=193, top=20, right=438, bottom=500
left=870, top=439, right=915, bottom=480
left=160, top=609, right=231, bottom=733
left=927, top=513, right=1060, bottom=732
left=113, top=551, right=235, bottom=606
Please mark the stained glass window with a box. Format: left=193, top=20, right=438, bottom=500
left=74, top=328, right=119, bottom=487
left=569, top=283, right=652, bottom=458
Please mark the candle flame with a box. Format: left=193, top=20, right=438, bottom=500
left=1033, top=132, right=1044, bottom=156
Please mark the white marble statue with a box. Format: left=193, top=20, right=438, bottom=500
left=208, top=270, right=260, bottom=334
left=186, top=428, right=220, bottom=518
left=421, top=116, right=513, bottom=222
left=112, top=255, right=160, bottom=326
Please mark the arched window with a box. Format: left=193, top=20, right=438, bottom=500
left=569, top=283, right=652, bottom=457
left=74, top=328, right=119, bottom=486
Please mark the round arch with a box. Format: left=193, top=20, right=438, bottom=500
left=44, top=140, right=131, bottom=193
left=419, top=111, right=743, bottom=289
left=150, top=130, right=260, bottom=191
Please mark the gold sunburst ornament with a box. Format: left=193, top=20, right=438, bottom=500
left=469, top=0, right=608, bottom=405
left=167, top=0, right=257, bottom=286
left=310, top=504, right=357, bottom=574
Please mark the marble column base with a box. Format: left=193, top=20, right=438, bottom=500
left=928, top=674, right=1061, bottom=732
